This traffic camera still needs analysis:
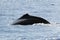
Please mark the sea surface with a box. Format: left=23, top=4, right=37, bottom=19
left=0, top=0, right=60, bottom=40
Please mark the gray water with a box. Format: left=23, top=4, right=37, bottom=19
left=0, top=0, right=60, bottom=40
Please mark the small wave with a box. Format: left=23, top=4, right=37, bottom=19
left=32, top=22, right=60, bottom=27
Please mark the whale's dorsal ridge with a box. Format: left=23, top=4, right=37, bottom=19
left=24, top=13, right=29, bottom=16
left=19, top=13, right=30, bottom=19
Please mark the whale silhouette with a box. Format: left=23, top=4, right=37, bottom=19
left=13, top=13, right=50, bottom=25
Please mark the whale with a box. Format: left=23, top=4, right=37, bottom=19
left=13, top=13, right=50, bottom=25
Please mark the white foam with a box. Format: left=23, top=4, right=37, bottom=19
left=32, top=22, right=60, bottom=27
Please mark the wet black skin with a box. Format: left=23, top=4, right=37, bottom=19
left=13, top=13, right=50, bottom=25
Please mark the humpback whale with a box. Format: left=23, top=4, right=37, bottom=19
left=13, top=13, right=50, bottom=25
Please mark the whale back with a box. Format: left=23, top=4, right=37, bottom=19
left=13, top=13, right=50, bottom=25
left=18, top=13, right=50, bottom=23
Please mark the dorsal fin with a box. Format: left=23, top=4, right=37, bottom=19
left=19, top=13, right=30, bottom=19
left=23, top=13, right=29, bottom=16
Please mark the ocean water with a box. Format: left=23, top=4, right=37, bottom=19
left=0, top=0, right=60, bottom=40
